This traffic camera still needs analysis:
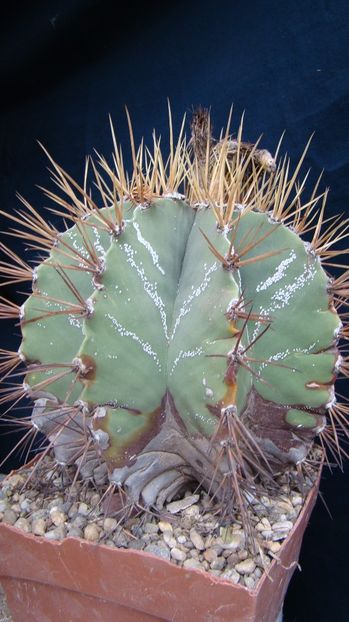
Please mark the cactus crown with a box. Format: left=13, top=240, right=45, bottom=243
left=0, top=106, right=348, bottom=524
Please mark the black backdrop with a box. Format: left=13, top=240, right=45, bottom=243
left=0, top=2, right=348, bottom=620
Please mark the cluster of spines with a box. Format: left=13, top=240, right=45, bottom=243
left=0, top=105, right=348, bottom=486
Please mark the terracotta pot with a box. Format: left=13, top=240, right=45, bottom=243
left=0, top=467, right=321, bottom=622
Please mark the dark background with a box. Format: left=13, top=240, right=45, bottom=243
left=0, top=1, right=348, bottom=620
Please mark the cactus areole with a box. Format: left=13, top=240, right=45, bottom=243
left=1, top=108, right=348, bottom=520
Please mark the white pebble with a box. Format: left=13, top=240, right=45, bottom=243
left=235, top=558, right=256, bottom=574
left=158, top=520, right=173, bottom=533
left=163, top=532, right=176, bottom=548
left=166, top=495, right=199, bottom=514
left=171, top=547, right=186, bottom=562
left=272, top=520, right=293, bottom=531
left=189, top=528, right=205, bottom=550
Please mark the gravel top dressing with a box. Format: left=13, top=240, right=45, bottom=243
left=0, top=452, right=319, bottom=599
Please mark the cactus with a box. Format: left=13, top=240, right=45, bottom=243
left=0, top=107, right=348, bottom=522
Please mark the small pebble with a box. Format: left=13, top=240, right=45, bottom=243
left=47, top=499, right=64, bottom=510
left=180, top=516, right=193, bottom=530
left=235, top=558, right=256, bottom=574
left=31, top=509, right=47, bottom=521
left=171, top=547, right=186, bottom=562
left=204, top=548, right=218, bottom=563
left=2, top=509, right=18, bottom=525
left=50, top=509, right=67, bottom=527
left=166, top=495, right=199, bottom=514
left=32, top=518, right=46, bottom=536
left=221, top=568, right=240, bottom=583
left=220, top=533, right=243, bottom=551
left=68, top=527, right=83, bottom=538
left=272, top=531, right=288, bottom=542
left=261, top=529, right=273, bottom=539
left=183, top=505, right=200, bottom=518
left=14, top=517, right=30, bottom=533
left=68, top=503, right=79, bottom=518
left=113, top=531, right=129, bottom=547
left=103, top=518, right=117, bottom=532
left=238, top=550, right=248, bottom=561
left=20, top=499, right=31, bottom=512
left=158, top=520, right=173, bottom=533
left=0, top=500, right=8, bottom=512
left=71, top=515, right=87, bottom=529
left=78, top=502, right=90, bottom=516
left=255, top=518, right=271, bottom=531
left=53, top=525, right=67, bottom=539
left=276, top=500, right=293, bottom=513
left=45, top=529, right=62, bottom=541
left=144, top=543, right=171, bottom=561
left=84, top=524, right=100, bottom=542
left=268, top=541, right=281, bottom=553
left=292, top=495, right=303, bottom=506
left=6, top=474, right=25, bottom=488
left=128, top=540, right=145, bottom=551
left=272, top=520, right=293, bottom=532
left=189, top=528, right=205, bottom=551
left=144, top=522, right=159, bottom=535
left=183, top=558, right=202, bottom=570
left=90, top=493, right=101, bottom=507
left=162, top=531, right=176, bottom=548
left=11, top=503, right=21, bottom=513
left=211, top=557, right=226, bottom=571
left=244, top=576, right=256, bottom=589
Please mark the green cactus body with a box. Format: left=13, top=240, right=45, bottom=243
left=0, top=109, right=346, bottom=514
left=19, top=202, right=339, bottom=503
